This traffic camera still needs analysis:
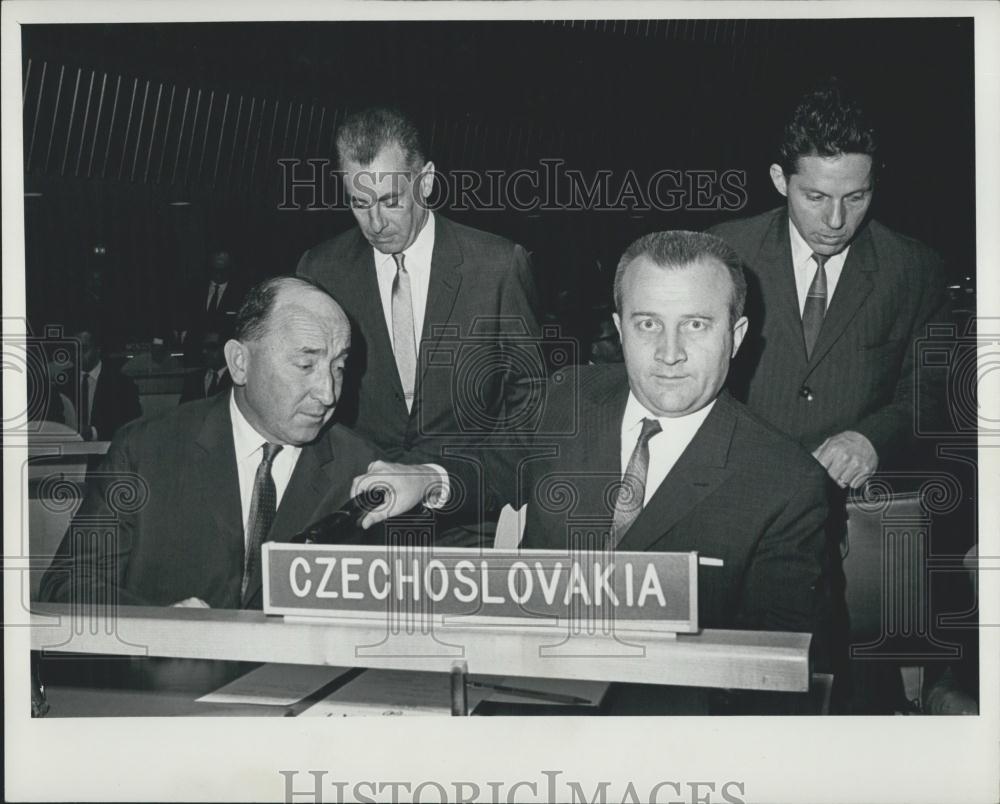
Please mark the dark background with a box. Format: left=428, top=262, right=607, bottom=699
left=20, top=18, right=975, bottom=340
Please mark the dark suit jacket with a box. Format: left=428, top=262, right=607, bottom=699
left=296, top=215, right=542, bottom=471
left=709, top=208, right=948, bottom=460
left=184, top=277, right=250, bottom=342
left=39, top=392, right=380, bottom=609
left=80, top=362, right=143, bottom=441
left=178, top=367, right=232, bottom=404
left=512, top=365, right=828, bottom=634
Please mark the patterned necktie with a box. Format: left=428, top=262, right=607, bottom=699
left=241, top=442, right=283, bottom=605
left=612, top=417, right=662, bottom=545
left=802, top=252, right=829, bottom=359
left=391, top=252, right=417, bottom=412
left=79, top=372, right=90, bottom=435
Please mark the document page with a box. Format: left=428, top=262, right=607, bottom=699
left=196, top=663, right=353, bottom=706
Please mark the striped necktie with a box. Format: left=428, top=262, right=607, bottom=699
left=802, top=252, right=829, bottom=359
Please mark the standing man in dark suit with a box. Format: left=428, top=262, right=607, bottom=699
left=513, top=231, right=828, bottom=637
left=41, top=277, right=452, bottom=609
left=68, top=322, right=142, bottom=442
left=709, top=83, right=948, bottom=487
left=297, top=107, right=542, bottom=485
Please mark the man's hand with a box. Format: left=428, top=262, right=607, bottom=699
left=812, top=430, right=879, bottom=489
left=351, top=460, right=449, bottom=529
left=172, top=597, right=210, bottom=608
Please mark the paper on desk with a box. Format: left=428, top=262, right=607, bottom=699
left=196, top=663, right=352, bottom=706
left=484, top=677, right=609, bottom=706
left=300, top=669, right=497, bottom=716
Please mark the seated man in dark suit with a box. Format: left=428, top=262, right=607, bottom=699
left=40, top=277, right=451, bottom=610
left=66, top=322, right=142, bottom=441
left=502, top=231, right=828, bottom=634
left=498, top=231, right=830, bottom=713
left=181, top=244, right=249, bottom=351
left=178, top=329, right=231, bottom=404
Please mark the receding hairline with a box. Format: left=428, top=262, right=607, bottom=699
left=617, top=255, right=741, bottom=316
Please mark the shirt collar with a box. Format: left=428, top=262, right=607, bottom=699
left=375, top=210, right=436, bottom=271
left=228, top=390, right=301, bottom=462
left=622, top=390, right=716, bottom=437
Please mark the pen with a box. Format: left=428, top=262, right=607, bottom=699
left=467, top=681, right=591, bottom=705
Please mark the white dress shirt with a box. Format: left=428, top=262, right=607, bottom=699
left=789, top=220, right=849, bottom=315
left=375, top=212, right=435, bottom=349
left=620, top=392, right=716, bottom=506
left=229, top=391, right=302, bottom=545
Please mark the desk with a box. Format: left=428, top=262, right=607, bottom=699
left=31, top=604, right=811, bottom=692
left=29, top=604, right=820, bottom=715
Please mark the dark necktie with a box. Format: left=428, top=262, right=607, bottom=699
left=207, top=282, right=220, bottom=312
left=612, top=417, right=662, bottom=545
left=241, top=442, right=283, bottom=605
left=801, top=253, right=829, bottom=359
left=79, top=372, right=90, bottom=436
left=391, top=252, right=417, bottom=412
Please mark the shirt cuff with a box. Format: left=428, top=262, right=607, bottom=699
left=422, top=463, right=451, bottom=510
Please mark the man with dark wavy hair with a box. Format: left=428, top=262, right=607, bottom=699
left=710, top=80, right=947, bottom=488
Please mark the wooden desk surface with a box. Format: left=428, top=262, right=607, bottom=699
left=31, top=604, right=811, bottom=692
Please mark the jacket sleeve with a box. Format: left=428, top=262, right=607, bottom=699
left=738, top=465, right=828, bottom=635
left=852, top=253, right=949, bottom=460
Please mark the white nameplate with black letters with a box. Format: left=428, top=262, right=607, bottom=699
left=263, top=544, right=698, bottom=634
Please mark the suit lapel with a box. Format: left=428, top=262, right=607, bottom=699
left=349, top=233, right=404, bottom=400
left=756, top=214, right=805, bottom=351
left=269, top=437, right=335, bottom=542
left=617, top=394, right=736, bottom=553
left=192, top=395, right=244, bottom=571
left=806, top=222, right=877, bottom=370
left=588, top=374, right=630, bottom=478
left=417, top=216, right=464, bottom=390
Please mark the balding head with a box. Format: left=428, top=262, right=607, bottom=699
left=225, top=276, right=351, bottom=446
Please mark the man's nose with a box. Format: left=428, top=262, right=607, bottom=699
left=824, top=199, right=846, bottom=230
left=655, top=331, right=686, bottom=365
left=312, top=370, right=337, bottom=407
left=367, top=205, right=387, bottom=233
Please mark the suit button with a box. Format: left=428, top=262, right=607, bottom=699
left=799, top=385, right=814, bottom=402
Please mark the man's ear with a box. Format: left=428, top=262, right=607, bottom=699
left=417, top=161, right=436, bottom=202
left=224, top=339, right=248, bottom=386
left=769, top=164, right=789, bottom=197
left=731, top=316, right=749, bottom=358
left=612, top=312, right=622, bottom=341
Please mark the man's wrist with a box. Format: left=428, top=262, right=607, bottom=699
left=422, top=463, right=451, bottom=509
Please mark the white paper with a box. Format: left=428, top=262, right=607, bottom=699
left=300, top=669, right=499, bottom=716
left=482, top=678, right=609, bottom=706
left=196, top=663, right=353, bottom=706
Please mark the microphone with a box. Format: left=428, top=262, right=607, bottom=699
left=291, top=487, right=387, bottom=545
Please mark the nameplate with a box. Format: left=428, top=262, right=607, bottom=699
left=263, top=545, right=698, bottom=633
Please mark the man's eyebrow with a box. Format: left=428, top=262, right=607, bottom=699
left=332, top=347, right=350, bottom=360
